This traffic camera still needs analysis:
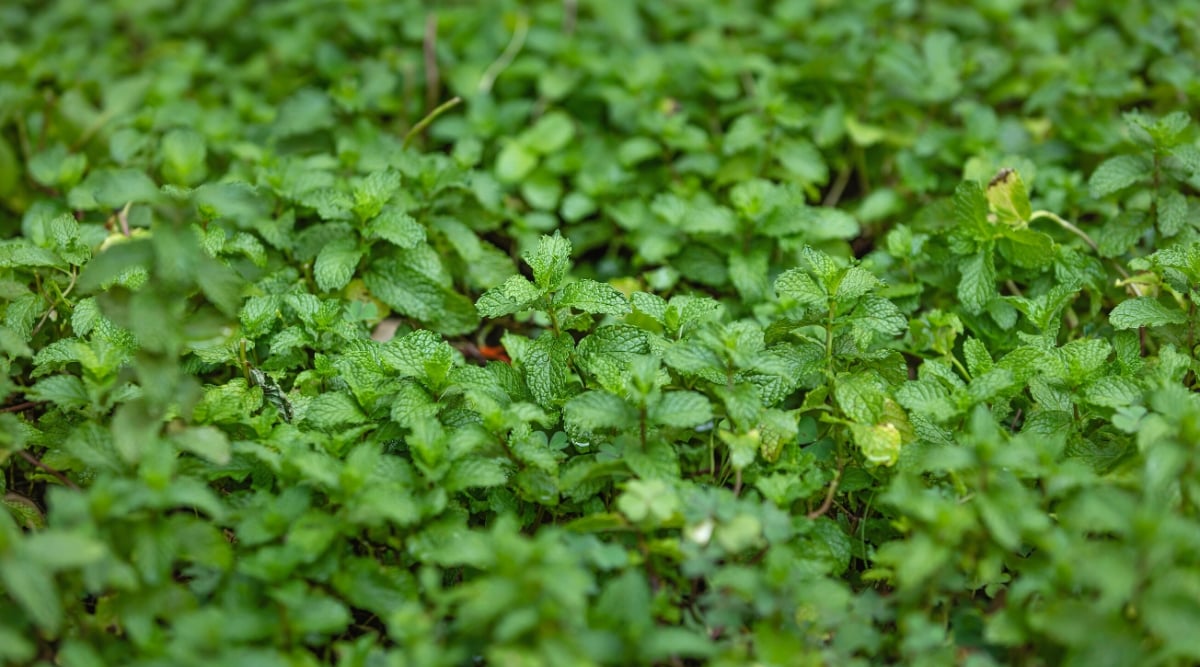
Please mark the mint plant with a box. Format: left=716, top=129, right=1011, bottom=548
left=4, top=2, right=1200, bottom=665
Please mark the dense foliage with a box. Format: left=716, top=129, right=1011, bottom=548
left=3, top=1, right=1200, bottom=664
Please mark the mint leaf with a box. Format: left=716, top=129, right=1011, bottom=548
left=650, top=391, right=712, bottom=429
left=1109, top=297, right=1187, bottom=329
left=1089, top=155, right=1149, bottom=197
left=957, top=251, right=995, bottom=314
left=558, top=280, right=630, bottom=316
left=366, top=208, right=425, bottom=248
left=313, top=238, right=362, bottom=292
left=476, top=275, right=542, bottom=318
left=525, top=232, right=572, bottom=292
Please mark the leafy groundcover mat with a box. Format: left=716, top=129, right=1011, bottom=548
left=2, top=1, right=1200, bottom=665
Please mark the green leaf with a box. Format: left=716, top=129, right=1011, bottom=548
left=0, top=559, right=61, bottom=633
left=953, top=179, right=991, bottom=238
left=985, top=167, right=1032, bottom=225
left=999, top=228, right=1056, bottom=269
left=1089, top=155, right=1149, bottom=198
left=650, top=391, right=713, bottom=429
left=90, top=168, right=162, bottom=208
left=524, top=333, right=574, bottom=408
left=160, top=128, right=207, bottom=186
left=1109, top=297, right=1187, bottom=329
left=19, top=531, right=106, bottom=570
left=523, top=111, right=575, bottom=155
left=558, top=279, right=630, bottom=316
left=525, top=232, right=572, bottom=292
left=313, top=237, right=362, bottom=292
left=171, top=426, right=232, bottom=465
left=849, top=422, right=903, bottom=466
left=564, top=391, right=636, bottom=431
left=304, top=392, right=367, bottom=430
left=27, top=374, right=89, bottom=410
left=957, top=251, right=995, bottom=314
left=1083, top=376, right=1142, bottom=408
left=366, top=208, right=425, bottom=248
left=476, top=275, right=543, bottom=318
left=775, top=268, right=827, bottom=308
left=495, top=141, right=538, bottom=183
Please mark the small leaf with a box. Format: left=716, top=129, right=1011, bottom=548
left=171, top=426, right=232, bottom=465
left=366, top=208, right=425, bottom=248
left=558, top=279, right=630, bottom=316
left=850, top=422, right=903, bottom=466
left=495, top=141, right=538, bottom=183
left=650, top=391, right=712, bottom=429
left=985, top=167, right=1032, bottom=225
left=0, top=559, right=61, bottom=633
left=957, top=251, right=995, bottom=314
left=314, top=238, right=363, bottom=292
left=775, top=269, right=826, bottom=308
left=1089, top=155, right=1149, bottom=198
left=1109, top=297, right=1187, bottom=330
left=160, top=128, right=207, bottom=186
left=564, top=391, right=636, bottom=431
left=304, top=392, right=367, bottom=430
left=524, top=232, right=572, bottom=292
left=476, top=275, right=543, bottom=318
left=523, top=111, right=575, bottom=155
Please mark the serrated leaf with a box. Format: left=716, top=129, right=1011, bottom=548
left=366, top=208, right=424, bottom=248
left=957, top=251, right=995, bottom=314
left=985, top=167, right=1031, bottom=225
left=1083, top=376, right=1142, bottom=408
left=650, top=391, right=712, bottom=429
left=564, top=391, right=636, bottom=431
left=775, top=269, right=826, bottom=308
left=304, top=392, right=367, bottom=430
left=558, top=279, right=630, bottom=315
left=524, top=232, right=572, bottom=292
left=834, top=372, right=885, bottom=424
left=835, top=266, right=882, bottom=301
left=0, top=559, right=61, bottom=633
left=1089, top=155, right=1149, bottom=198
left=314, top=238, right=362, bottom=292
left=171, top=426, right=232, bottom=464
left=953, top=180, right=991, bottom=239
left=1109, top=297, right=1187, bottom=329
left=444, top=458, right=511, bottom=491
left=523, top=333, right=573, bottom=408
left=160, top=128, right=207, bottom=186
left=475, top=275, right=543, bottom=318
left=20, top=531, right=106, bottom=570
left=849, top=422, right=902, bottom=466
left=28, top=374, right=89, bottom=410
left=999, top=228, right=1056, bottom=269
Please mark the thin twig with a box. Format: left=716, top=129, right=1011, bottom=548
left=478, top=14, right=530, bottom=94
left=19, top=450, right=81, bottom=490
left=807, top=467, right=843, bottom=519
left=562, top=0, right=577, bottom=35
left=823, top=165, right=852, bottom=207
left=1030, top=210, right=1141, bottom=296
left=118, top=201, right=131, bottom=236
left=402, top=96, right=462, bottom=150
left=423, top=13, right=440, bottom=114
left=31, top=266, right=78, bottom=337
left=0, top=401, right=37, bottom=414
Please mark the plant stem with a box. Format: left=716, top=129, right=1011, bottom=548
left=478, top=14, right=529, bottom=94
left=403, top=96, right=462, bottom=150
left=1030, top=209, right=1142, bottom=297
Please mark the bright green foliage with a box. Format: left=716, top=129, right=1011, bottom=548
left=3, top=1, right=1200, bottom=666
